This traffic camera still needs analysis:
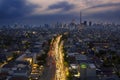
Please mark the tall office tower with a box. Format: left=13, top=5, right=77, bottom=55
left=89, top=21, right=92, bottom=26
left=83, top=21, right=87, bottom=26
left=80, top=63, right=96, bottom=80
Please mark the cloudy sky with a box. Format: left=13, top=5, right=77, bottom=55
left=0, top=0, right=120, bottom=25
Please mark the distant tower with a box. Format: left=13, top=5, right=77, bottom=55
left=83, top=21, right=87, bottom=26
left=89, top=21, right=92, bottom=26
left=80, top=11, right=82, bottom=25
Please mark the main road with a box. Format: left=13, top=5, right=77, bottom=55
left=40, top=35, right=66, bottom=80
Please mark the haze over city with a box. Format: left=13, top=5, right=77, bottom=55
left=0, top=0, right=120, bottom=25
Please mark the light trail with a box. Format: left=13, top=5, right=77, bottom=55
left=54, top=35, right=66, bottom=80
left=46, top=35, right=66, bottom=80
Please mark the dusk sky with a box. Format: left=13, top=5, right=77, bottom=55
left=0, top=0, right=120, bottom=25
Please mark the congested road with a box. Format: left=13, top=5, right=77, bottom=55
left=54, top=35, right=66, bottom=80
left=40, top=35, right=66, bottom=80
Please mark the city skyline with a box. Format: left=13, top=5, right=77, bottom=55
left=0, top=0, right=120, bottom=25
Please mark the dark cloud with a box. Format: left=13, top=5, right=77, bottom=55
left=48, top=1, right=75, bottom=11
left=0, top=0, right=38, bottom=19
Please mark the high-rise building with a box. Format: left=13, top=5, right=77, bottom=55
left=83, top=21, right=87, bottom=26
left=80, top=63, right=96, bottom=80
left=89, top=21, right=92, bottom=26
